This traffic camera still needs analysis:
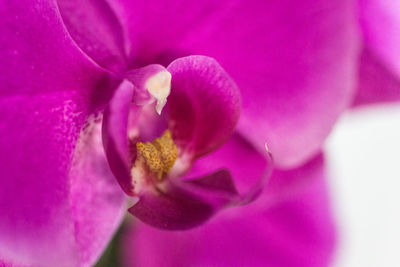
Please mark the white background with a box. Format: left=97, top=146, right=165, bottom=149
left=326, top=104, right=400, bottom=266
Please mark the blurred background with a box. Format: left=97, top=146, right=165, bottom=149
left=327, top=103, right=400, bottom=266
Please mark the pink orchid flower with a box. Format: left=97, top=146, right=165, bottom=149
left=0, top=0, right=398, bottom=266
left=120, top=0, right=400, bottom=266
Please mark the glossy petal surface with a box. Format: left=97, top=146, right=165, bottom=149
left=123, top=155, right=335, bottom=267
left=0, top=1, right=124, bottom=266
left=111, top=0, right=359, bottom=168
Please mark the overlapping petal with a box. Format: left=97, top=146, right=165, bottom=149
left=108, top=0, right=360, bottom=168
left=167, top=56, right=241, bottom=159
left=0, top=1, right=125, bottom=266
left=123, top=154, right=335, bottom=267
left=57, top=0, right=128, bottom=72
left=0, top=0, right=115, bottom=98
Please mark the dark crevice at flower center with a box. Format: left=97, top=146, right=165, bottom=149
left=132, top=130, right=178, bottom=181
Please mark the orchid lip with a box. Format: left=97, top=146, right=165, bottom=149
left=102, top=56, right=272, bottom=230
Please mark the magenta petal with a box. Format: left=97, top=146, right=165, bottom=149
left=199, top=0, right=359, bottom=169
left=0, top=95, right=125, bottom=266
left=0, top=1, right=124, bottom=265
left=353, top=48, right=400, bottom=106
left=57, top=0, right=128, bottom=72
left=360, top=0, right=400, bottom=78
left=103, top=0, right=227, bottom=66
left=115, top=0, right=359, bottom=168
left=0, top=258, right=29, bottom=267
left=356, top=0, right=400, bottom=105
left=129, top=170, right=239, bottom=230
left=102, top=80, right=135, bottom=195
left=123, top=155, right=335, bottom=267
left=167, top=56, right=241, bottom=158
left=260, top=154, right=328, bottom=209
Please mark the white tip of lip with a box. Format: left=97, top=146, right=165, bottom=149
left=145, top=70, right=172, bottom=115
left=265, top=143, right=270, bottom=153
left=155, top=98, right=167, bottom=115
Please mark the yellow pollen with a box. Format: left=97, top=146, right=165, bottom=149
left=135, top=130, right=178, bottom=180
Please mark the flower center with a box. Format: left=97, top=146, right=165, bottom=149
left=133, top=130, right=178, bottom=180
